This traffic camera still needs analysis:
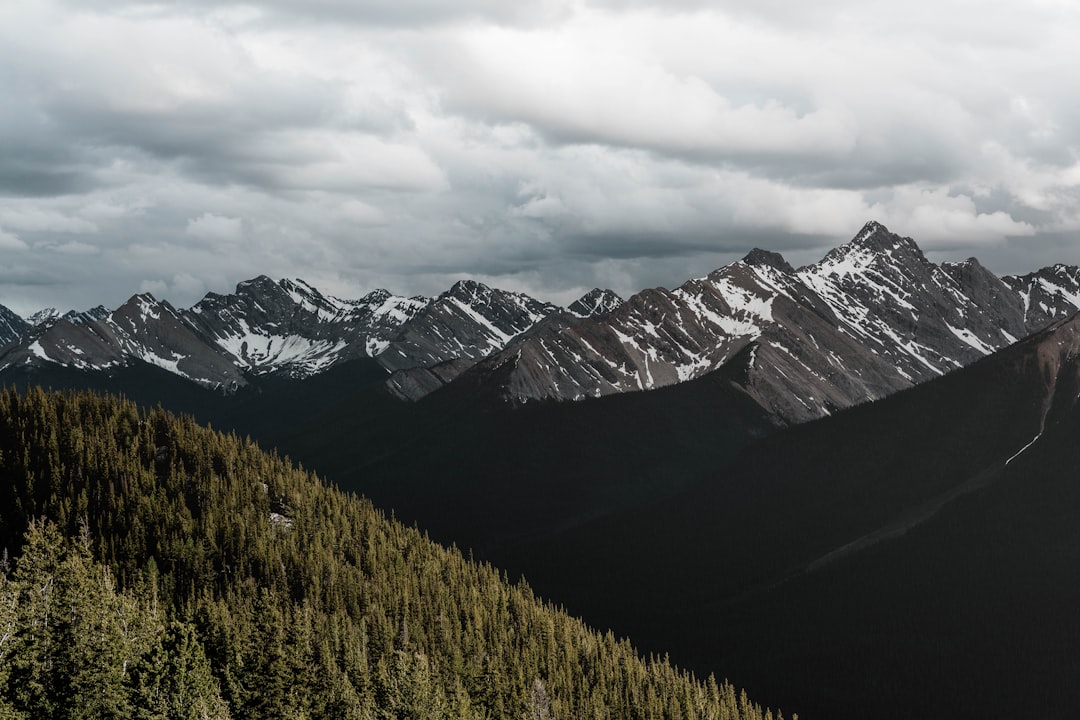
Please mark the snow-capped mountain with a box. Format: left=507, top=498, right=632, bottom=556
left=441, top=222, right=1080, bottom=423
left=2, top=294, right=248, bottom=388
left=180, top=275, right=428, bottom=378
left=376, top=280, right=561, bottom=373
left=26, top=308, right=60, bottom=327
left=0, top=276, right=560, bottom=390
left=3, top=220, right=1080, bottom=420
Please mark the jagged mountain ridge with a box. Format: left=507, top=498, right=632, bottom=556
left=0, top=276, right=603, bottom=391
left=455, top=221, right=1069, bottom=422
left=3, top=294, right=248, bottom=388
left=1, top=221, right=1079, bottom=423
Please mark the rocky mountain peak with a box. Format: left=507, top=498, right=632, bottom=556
left=236, top=274, right=277, bottom=291
left=360, top=288, right=394, bottom=305
left=741, top=248, right=795, bottom=274
left=446, top=279, right=494, bottom=305
left=941, top=256, right=1000, bottom=288
left=114, top=293, right=173, bottom=323
left=810, top=221, right=926, bottom=280
left=851, top=220, right=894, bottom=246
left=27, top=308, right=60, bottom=327
left=852, top=221, right=922, bottom=258
left=568, top=289, right=624, bottom=317
left=233, top=275, right=293, bottom=306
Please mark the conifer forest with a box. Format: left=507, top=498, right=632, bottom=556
left=0, top=387, right=786, bottom=720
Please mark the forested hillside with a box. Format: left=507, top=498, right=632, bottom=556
left=0, top=387, right=787, bottom=720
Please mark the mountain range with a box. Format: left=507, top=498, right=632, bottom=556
left=5, top=220, right=1080, bottom=426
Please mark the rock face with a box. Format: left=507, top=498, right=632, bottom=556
left=378, top=281, right=562, bottom=399
left=377, top=280, right=560, bottom=373
left=181, top=276, right=428, bottom=378
left=3, top=295, right=248, bottom=389
left=2, top=221, right=1080, bottom=421
left=0, top=306, right=29, bottom=348
left=1001, top=264, right=1080, bottom=333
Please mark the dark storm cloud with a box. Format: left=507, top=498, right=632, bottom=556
left=0, top=166, right=96, bottom=199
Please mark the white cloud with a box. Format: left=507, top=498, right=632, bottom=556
left=138, top=279, right=169, bottom=296
left=0, top=228, right=28, bottom=251
left=338, top=199, right=387, bottom=226
left=140, top=272, right=206, bottom=301
left=185, top=213, right=244, bottom=242
left=0, top=206, right=98, bottom=234
left=432, top=20, right=858, bottom=159
left=246, top=131, right=448, bottom=192
left=51, top=241, right=102, bottom=255
left=871, top=187, right=1036, bottom=247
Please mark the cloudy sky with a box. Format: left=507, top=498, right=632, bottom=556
left=1, top=0, right=1078, bottom=315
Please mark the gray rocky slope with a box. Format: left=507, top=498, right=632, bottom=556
left=0, top=220, right=1078, bottom=425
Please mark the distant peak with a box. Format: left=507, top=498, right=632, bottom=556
left=1048, top=263, right=1080, bottom=276
left=843, top=222, right=927, bottom=260
left=446, top=279, right=493, bottom=303
left=362, top=288, right=394, bottom=303
left=845, top=220, right=918, bottom=253
left=850, top=220, right=893, bottom=247
left=854, top=219, right=888, bottom=240
left=568, top=288, right=623, bottom=317
left=810, top=221, right=927, bottom=275
left=742, top=248, right=794, bottom=274
left=235, top=275, right=278, bottom=293
left=238, top=274, right=274, bottom=285
left=580, top=287, right=622, bottom=302
left=27, top=308, right=60, bottom=326
left=449, top=279, right=488, bottom=291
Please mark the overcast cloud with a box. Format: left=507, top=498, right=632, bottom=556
left=1, top=0, right=1078, bottom=315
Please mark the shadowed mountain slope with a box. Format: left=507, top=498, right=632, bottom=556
left=485, top=311, right=1080, bottom=720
